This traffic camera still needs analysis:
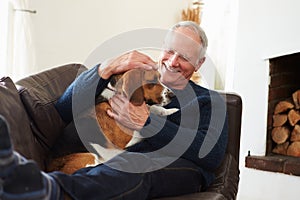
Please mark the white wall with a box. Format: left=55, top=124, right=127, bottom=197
left=22, top=0, right=216, bottom=88
left=233, top=0, right=300, bottom=199
left=28, top=0, right=191, bottom=72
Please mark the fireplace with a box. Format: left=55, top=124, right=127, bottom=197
left=246, top=52, right=300, bottom=176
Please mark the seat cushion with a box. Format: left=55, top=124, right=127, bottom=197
left=0, top=77, right=45, bottom=168
left=16, top=63, right=87, bottom=150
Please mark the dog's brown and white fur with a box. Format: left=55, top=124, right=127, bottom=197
left=47, top=69, right=178, bottom=174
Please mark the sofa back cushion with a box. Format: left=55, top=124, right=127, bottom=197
left=0, top=77, right=45, bottom=168
left=16, top=63, right=87, bottom=150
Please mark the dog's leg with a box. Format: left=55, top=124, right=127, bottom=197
left=95, top=102, right=134, bottom=149
left=125, top=131, right=142, bottom=148
left=47, top=153, right=103, bottom=174
left=149, top=105, right=179, bottom=116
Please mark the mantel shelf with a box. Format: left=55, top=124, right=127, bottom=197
left=245, top=154, right=300, bottom=176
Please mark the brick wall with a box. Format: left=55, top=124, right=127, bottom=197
left=267, top=52, right=300, bottom=154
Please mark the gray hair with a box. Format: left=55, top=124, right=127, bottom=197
left=171, top=21, right=208, bottom=59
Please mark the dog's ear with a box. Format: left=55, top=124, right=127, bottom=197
left=121, top=69, right=144, bottom=106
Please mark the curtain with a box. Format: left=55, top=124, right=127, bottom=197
left=201, top=0, right=239, bottom=90
left=2, top=0, right=36, bottom=81
left=0, top=1, right=10, bottom=77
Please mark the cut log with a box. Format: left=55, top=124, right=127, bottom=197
left=272, top=141, right=289, bottom=155
left=292, top=90, right=300, bottom=109
left=287, top=141, right=300, bottom=157
left=291, top=124, right=300, bottom=142
left=272, top=114, right=287, bottom=127
left=271, top=126, right=290, bottom=144
left=274, top=101, right=294, bottom=114
left=288, top=109, right=300, bottom=126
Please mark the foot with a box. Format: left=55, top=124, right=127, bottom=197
left=1, top=162, right=48, bottom=200
left=0, top=115, right=12, bottom=158
left=0, top=115, right=61, bottom=200
left=0, top=115, right=27, bottom=179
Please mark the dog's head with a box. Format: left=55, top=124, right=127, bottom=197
left=113, top=69, right=174, bottom=106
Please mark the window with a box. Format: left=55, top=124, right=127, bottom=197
left=0, top=0, right=10, bottom=78
left=0, top=0, right=36, bottom=81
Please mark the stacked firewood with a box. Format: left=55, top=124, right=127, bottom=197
left=272, top=90, right=300, bottom=157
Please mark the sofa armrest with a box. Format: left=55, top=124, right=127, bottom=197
left=154, top=153, right=239, bottom=200
left=0, top=77, right=45, bottom=169
left=206, top=153, right=239, bottom=199
left=16, top=63, right=87, bottom=150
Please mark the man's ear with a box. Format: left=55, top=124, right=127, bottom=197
left=122, top=69, right=144, bottom=106
left=195, top=57, right=206, bottom=72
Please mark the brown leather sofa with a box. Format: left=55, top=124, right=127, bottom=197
left=0, top=63, right=242, bottom=200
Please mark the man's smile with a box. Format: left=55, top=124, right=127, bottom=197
left=162, top=62, right=180, bottom=73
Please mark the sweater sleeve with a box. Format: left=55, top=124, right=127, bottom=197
left=127, top=90, right=228, bottom=171
left=55, top=64, right=110, bottom=124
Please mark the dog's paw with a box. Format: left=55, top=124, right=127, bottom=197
left=149, top=105, right=178, bottom=116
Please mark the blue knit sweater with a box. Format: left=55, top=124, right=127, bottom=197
left=55, top=65, right=228, bottom=188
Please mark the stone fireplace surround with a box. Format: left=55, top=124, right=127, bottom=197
left=246, top=52, right=300, bottom=176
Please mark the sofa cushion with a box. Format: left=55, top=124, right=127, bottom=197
left=0, top=77, right=45, bottom=168
left=16, top=63, right=87, bottom=150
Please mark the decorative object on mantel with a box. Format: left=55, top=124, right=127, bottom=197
left=181, top=0, right=204, bottom=25
left=272, top=90, right=300, bottom=157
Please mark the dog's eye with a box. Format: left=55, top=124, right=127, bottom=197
left=145, top=83, right=155, bottom=89
left=145, top=77, right=158, bottom=84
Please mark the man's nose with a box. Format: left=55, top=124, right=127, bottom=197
left=169, top=53, right=180, bottom=67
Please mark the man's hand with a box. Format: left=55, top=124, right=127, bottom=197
left=107, top=94, right=150, bottom=131
left=99, top=51, right=157, bottom=79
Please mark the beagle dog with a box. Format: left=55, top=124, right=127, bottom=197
left=96, top=68, right=175, bottom=149
left=47, top=69, right=177, bottom=174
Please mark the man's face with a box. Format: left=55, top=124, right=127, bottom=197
left=158, top=27, right=205, bottom=90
